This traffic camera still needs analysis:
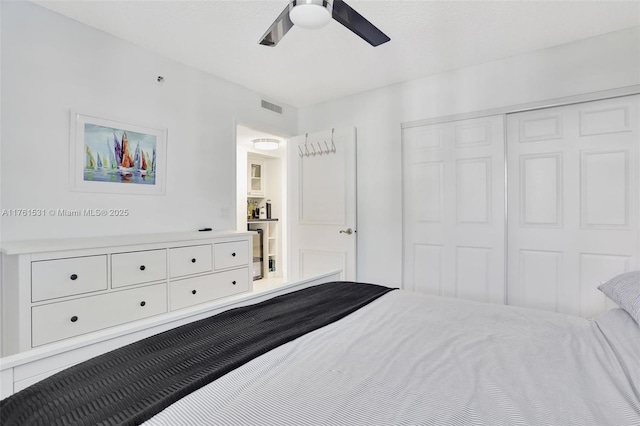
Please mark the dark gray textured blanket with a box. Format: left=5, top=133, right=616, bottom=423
left=0, top=281, right=394, bottom=426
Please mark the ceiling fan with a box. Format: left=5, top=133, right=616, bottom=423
left=259, top=0, right=390, bottom=47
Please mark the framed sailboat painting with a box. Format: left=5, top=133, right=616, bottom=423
left=70, top=112, right=167, bottom=195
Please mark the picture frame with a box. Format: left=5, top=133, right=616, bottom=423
left=70, top=111, right=167, bottom=195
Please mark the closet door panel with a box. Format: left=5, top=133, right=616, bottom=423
left=403, top=115, right=505, bottom=304
left=517, top=249, right=562, bottom=312
left=580, top=150, right=629, bottom=228
left=413, top=162, right=444, bottom=222
left=579, top=253, right=629, bottom=318
left=413, top=244, right=443, bottom=295
left=579, top=104, right=631, bottom=135
left=507, top=95, right=639, bottom=317
left=456, top=158, right=491, bottom=224
left=520, top=153, right=563, bottom=227
left=456, top=246, right=491, bottom=302
left=403, top=123, right=451, bottom=296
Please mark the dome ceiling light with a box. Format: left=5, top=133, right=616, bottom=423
left=253, top=138, right=280, bottom=150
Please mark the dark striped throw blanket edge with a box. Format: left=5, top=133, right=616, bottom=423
left=0, top=281, right=394, bottom=426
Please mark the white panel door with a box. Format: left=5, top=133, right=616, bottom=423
left=288, top=128, right=357, bottom=280
left=507, top=95, right=640, bottom=317
left=403, top=115, right=505, bottom=304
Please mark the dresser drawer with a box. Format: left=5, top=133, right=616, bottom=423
left=214, top=241, right=249, bottom=270
left=112, top=249, right=167, bottom=288
left=169, top=244, right=213, bottom=278
left=169, top=268, right=250, bottom=311
left=31, top=283, right=167, bottom=347
left=31, top=255, right=107, bottom=302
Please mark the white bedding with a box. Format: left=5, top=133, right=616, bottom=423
left=145, top=290, right=640, bottom=425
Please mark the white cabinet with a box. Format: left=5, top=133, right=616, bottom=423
left=32, top=283, right=167, bottom=347
left=248, top=220, right=279, bottom=279
left=31, top=255, right=108, bottom=302
left=248, top=160, right=265, bottom=197
left=111, top=250, right=166, bottom=288
left=169, top=268, right=250, bottom=311
left=169, top=244, right=213, bottom=278
left=266, top=221, right=278, bottom=277
left=1, top=231, right=253, bottom=355
left=214, top=240, right=249, bottom=270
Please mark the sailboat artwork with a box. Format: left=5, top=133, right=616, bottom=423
left=83, top=123, right=157, bottom=185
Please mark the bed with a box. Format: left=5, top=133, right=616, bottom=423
left=2, top=275, right=640, bottom=425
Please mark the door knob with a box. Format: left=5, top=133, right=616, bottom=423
left=339, top=228, right=354, bottom=235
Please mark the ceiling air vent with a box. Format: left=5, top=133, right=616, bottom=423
left=261, top=99, right=283, bottom=115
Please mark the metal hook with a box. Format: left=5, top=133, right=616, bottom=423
left=311, top=144, right=317, bottom=156
left=324, top=140, right=330, bottom=154
left=304, top=133, right=310, bottom=157
left=315, top=141, right=324, bottom=155
left=331, top=128, right=337, bottom=153
left=298, top=145, right=304, bottom=158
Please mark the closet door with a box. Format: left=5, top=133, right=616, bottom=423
left=507, top=95, right=640, bottom=318
left=402, top=115, right=505, bottom=304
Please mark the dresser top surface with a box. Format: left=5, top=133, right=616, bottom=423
left=0, top=231, right=253, bottom=255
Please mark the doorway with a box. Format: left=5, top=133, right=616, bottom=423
left=236, top=124, right=288, bottom=291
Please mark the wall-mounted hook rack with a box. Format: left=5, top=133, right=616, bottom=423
left=298, top=128, right=338, bottom=158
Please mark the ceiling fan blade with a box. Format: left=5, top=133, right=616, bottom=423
left=258, top=4, right=294, bottom=46
left=332, top=0, right=390, bottom=46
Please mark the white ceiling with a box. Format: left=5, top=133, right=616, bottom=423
left=34, top=0, right=639, bottom=108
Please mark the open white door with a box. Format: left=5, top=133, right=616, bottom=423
left=288, top=127, right=357, bottom=281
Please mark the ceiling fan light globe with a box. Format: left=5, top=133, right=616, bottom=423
left=290, top=2, right=332, bottom=29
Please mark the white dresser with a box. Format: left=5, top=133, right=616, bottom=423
left=1, top=231, right=253, bottom=356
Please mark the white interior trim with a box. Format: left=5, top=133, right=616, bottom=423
left=401, top=85, right=640, bottom=129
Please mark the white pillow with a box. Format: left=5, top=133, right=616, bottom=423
left=598, top=271, right=640, bottom=326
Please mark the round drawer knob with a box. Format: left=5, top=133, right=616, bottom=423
left=70, top=316, right=78, bottom=323
left=140, top=265, right=146, bottom=271
left=191, top=258, right=197, bottom=263
left=192, top=289, right=197, bottom=295
left=70, top=274, right=78, bottom=281
left=232, top=280, right=237, bottom=285
left=140, top=301, right=146, bottom=307
left=231, top=253, right=236, bottom=257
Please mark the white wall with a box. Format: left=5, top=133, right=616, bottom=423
left=0, top=0, right=4, bottom=357
left=3, top=2, right=638, bottom=289
left=298, top=27, right=640, bottom=288
left=0, top=1, right=297, bottom=241
left=236, top=145, right=250, bottom=231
